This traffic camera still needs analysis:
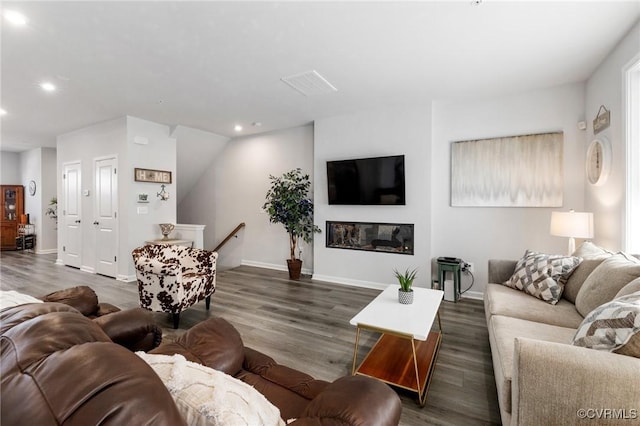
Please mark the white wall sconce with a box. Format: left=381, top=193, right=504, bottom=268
left=550, top=210, right=594, bottom=255
left=157, top=185, right=169, bottom=201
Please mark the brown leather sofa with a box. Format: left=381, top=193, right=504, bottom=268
left=40, top=285, right=121, bottom=318
left=0, top=302, right=185, bottom=425
left=40, top=285, right=162, bottom=351
left=151, top=316, right=403, bottom=424
left=1, top=302, right=402, bottom=425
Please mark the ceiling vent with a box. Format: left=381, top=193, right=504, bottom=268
left=281, top=70, right=337, bottom=96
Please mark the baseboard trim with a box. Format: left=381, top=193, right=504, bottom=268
left=55, top=258, right=64, bottom=265
left=239, top=262, right=486, bottom=299
left=36, top=249, right=57, bottom=255
left=461, top=290, right=484, bottom=300
left=80, top=266, right=95, bottom=274
left=117, top=274, right=136, bottom=282
left=240, top=260, right=313, bottom=276
left=311, top=274, right=388, bottom=291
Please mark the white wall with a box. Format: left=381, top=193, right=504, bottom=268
left=19, top=149, right=41, bottom=251
left=172, top=125, right=230, bottom=205
left=180, top=125, right=314, bottom=271
left=313, top=108, right=432, bottom=289
left=585, top=21, right=640, bottom=250
left=431, top=83, right=587, bottom=296
left=57, top=117, right=127, bottom=275
left=125, top=117, right=177, bottom=278
left=0, top=152, right=20, bottom=183
left=2, top=148, right=57, bottom=253
left=39, top=148, right=57, bottom=252
left=57, top=116, right=176, bottom=280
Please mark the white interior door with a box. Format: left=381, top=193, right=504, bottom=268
left=63, top=162, right=82, bottom=268
left=94, top=157, right=118, bottom=278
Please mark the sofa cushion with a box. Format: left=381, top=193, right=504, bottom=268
left=575, top=253, right=640, bottom=317
left=503, top=250, right=581, bottom=304
left=236, top=347, right=330, bottom=421
left=561, top=259, right=605, bottom=304
left=616, top=277, right=640, bottom=298
left=489, top=315, right=576, bottom=414
left=40, top=285, right=99, bottom=316
left=1, top=303, right=186, bottom=426
left=571, top=241, right=614, bottom=259
left=572, top=292, right=640, bottom=358
left=485, top=284, right=583, bottom=328
left=137, top=352, right=285, bottom=426
left=151, top=317, right=244, bottom=376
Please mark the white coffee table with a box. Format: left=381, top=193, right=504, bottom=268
left=350, top=285, right=444, bottom=406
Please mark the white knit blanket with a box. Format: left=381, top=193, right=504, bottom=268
left=136, top=352, right=285, bottom=426
left=0, top=290, right=43, bottom=311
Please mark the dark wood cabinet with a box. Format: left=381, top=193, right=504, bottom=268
left=1, top=185, right=24, bottom=250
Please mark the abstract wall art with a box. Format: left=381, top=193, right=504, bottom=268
left=451, top=132, right=564, bottom=207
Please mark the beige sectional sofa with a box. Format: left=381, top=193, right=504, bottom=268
left=484, top=244, right=640, bottom=425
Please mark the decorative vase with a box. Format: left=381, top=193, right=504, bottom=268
left=287, top=259, right=303, bottom=280
left=398, top=289, right=414, bottom=304
left=159, top=223, right=175, bottom=240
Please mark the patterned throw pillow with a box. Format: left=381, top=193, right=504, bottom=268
left=503, top=250, right=582, bottom=304
left=572, top=291, right=640, bottom=358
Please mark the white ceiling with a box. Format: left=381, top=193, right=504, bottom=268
left=1, top=1, right=639, bottom=152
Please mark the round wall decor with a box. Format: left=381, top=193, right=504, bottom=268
left=28, top=180, right=37, bottom=196
left=586, top=137, right=611, bottom=186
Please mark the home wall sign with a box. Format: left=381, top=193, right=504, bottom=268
left=326, top=221, right=414, bottom=255
left=451, top=131, right=564, bottom=207
left=592, top=105, right=610, bottom=135
left=134, top=168, right=172, bottom=184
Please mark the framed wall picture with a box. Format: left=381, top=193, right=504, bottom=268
left=134, top=168, right=172, bottom=184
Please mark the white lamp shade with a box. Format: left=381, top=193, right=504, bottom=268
left=550, top=211, right=594, bottom=238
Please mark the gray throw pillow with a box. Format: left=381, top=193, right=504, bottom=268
left=571, top=241, right=614, bottom=259
left=572, top=291, right=640, bottom=358
left=503, top=250, right=582, bottom=304
left=561, top=259, right=605, bottom=304
left=575, top=253, right=640, bottom=317
left=616, top=277, right=640, bottom=298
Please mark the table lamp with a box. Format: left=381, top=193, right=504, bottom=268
left=550, top=210, right=594, bottom=255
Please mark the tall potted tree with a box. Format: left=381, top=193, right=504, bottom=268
left=263, top=168, right=321, bottom=280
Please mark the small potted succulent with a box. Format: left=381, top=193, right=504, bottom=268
left=394, top=267, right=417, bottom=304
left=263, top=168, right=321, bottom=280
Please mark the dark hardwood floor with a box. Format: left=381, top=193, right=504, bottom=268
left=0, top=251, right=500, bottom=425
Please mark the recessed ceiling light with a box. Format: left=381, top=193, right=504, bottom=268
left=4, top=10, right=28, bottom=26
left=40, top=82, right=56, bottom=92
left=0, top=108, right=7, bottom=116
left=234, top=125, right=243, bottom=132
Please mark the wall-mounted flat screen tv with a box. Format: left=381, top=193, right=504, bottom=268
left=327, top=155, right=405, bottom=205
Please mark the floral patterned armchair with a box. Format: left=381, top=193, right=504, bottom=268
left=132, top=244, right=217, bottom=328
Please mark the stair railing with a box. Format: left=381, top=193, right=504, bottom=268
left=213, top=222, right=246, bottom=252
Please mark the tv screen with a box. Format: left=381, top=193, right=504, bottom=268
left=327, top=155, right=405, bottom=205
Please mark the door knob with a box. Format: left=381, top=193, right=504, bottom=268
left=93, top=221, right=99, bottom=225
left=75, top=220, right=81, bottom=223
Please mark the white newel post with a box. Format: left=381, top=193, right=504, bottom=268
left=174, top=224, right=206, bottom=249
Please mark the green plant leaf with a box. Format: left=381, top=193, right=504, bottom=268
left=393, top=267, right=418, bottom=291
